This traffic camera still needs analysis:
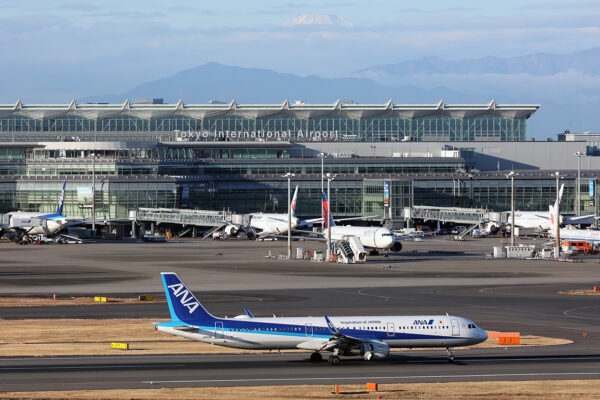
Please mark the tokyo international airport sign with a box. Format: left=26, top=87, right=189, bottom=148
left=174, top=129, right=341, bottom=141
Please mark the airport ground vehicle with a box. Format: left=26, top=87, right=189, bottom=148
left=562, top=240, right=599, bottom=254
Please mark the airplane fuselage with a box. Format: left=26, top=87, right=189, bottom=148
left=249, top=213, right=300, bottom=235
left=157, top=314, right=487, bottom=351
left=5, top=211, right=67, bottom=235
left=328, top=226, right=395, bottom=250
left=551, top=227, right=600, bottom=243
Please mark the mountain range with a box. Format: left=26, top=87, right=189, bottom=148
left=82, top=48, right=600, bottom=139
left=356, top=48, right=600, bottom=76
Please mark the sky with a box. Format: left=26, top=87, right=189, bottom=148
left=1, top=0, right=599, bottom=102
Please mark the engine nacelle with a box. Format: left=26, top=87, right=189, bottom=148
left=392, top=241, right=402, bottom=252
left=343, top=342, right=390, bottom=360
left=224, top=224, right=239, bottom=237
left=362, top=341, right=390, bottom=360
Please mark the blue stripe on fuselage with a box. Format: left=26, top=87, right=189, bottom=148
left=38, top=213, right=65, bottom=220
left=156, top=319, right=459, bottom=341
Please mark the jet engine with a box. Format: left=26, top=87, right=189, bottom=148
left=344, top=341, right=390, bottom=360
left=392, top=241, right=402, bottom=252
left=224, top=224, right=240, bottom=237
left=362, top=341, right=390, bottom=360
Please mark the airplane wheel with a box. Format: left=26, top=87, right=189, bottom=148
left=448, top=355, right=455, bottom=362
left=310, top=352, right=322, bottom=362
left=328, top=355, right=341, bottom=365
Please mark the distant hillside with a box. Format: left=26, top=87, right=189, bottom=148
left=79, top=62, right=467, bottom=105
left=357, top=48, right=600, bottom=77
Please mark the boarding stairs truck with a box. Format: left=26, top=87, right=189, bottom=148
left=334, top=236, right=367, bottom=264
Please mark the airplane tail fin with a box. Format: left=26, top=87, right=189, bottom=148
left=291, top=185, right=299, bottom=218
left=321, top=192, right=335, bottom=228
left=161, top=272, right=216, bottom=325
left=56, top=181, right=66, bottom=216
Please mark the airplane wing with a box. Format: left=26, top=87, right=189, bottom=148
left=269, top=233, right=327, bottom=242
left=394, top=219, right=441, bottom=239
left=301, top=215, right=380, bottom=225
left=317, top=315, right=381, bottom=353
left=564, top=215, right=596, bottom=225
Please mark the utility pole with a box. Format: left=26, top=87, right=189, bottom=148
left=319, top=153, right=325, bottom=236
left=91, top=153, right=96, bottom=235
left=575, top=152, right=585, bottom=216
left=554, top=171, right=561, bottom=258
left=284, top=172, right=295, bottom=259
left=326, top=173, right=335, bottom=261
left=506, top=171, right=517, bottom=246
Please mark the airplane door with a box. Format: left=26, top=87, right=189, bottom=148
left=450, top=319, right=459, bottom=336
left=305, top=323, right=313, bottom=336
left=387, top=322, right=395, bottom=337
left=215, top=321, right=224, bottom=338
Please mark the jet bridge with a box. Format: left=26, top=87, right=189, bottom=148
left=132, top=208, right=234, bottom=228
left=404, top=206, right=489, bottom=225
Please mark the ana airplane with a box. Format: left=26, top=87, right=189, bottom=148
left=1, top=181, right=68, bottom=238
left=155, top=272, right=488, bottom=364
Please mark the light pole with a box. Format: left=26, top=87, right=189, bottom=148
left=326, top=173, right=335, bottom=261
left=284, top=172, right=295, bottom=259
left=575, top=152, right=585, bottom=216
left=91, top=153, right=96, bottom=234
left=318, top=152, right=325, bottom=235
left=506, top=171, right=517, bottom=246
left=553, top=171, right=562, bottom=258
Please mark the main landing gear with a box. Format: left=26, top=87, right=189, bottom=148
left=310, top=352, right=341, bottom=365
left=446, top=347, right=455, bottom=362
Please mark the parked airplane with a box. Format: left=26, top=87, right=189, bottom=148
left=224, top=186, right=308, bottom=237
left=155, top=272, right=488, bottom=364
left=549, top=184, right=600, bottom=243
left=321, top=193, right=400, bottom=253
left=486, top=187, right=593, bottom=233
left=1, top=181, right=68, bottom=238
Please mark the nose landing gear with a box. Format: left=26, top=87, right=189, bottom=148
left=446, top=347, right=455, bottom=362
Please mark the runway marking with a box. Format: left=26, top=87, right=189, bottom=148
left=563, top=305, right=600, bottom=320
left=142, top=372, right=600, bottom=385
left=405, top=356, right=600, bottom=363
left=356, top=288, right=390, bottom=302
left=0, top=364, right=185, bottom=371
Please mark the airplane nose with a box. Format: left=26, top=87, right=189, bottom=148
left=479, top=329, right=488, bottom=341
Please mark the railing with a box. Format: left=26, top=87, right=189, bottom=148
left=406, top=206, right=488, bottom=225
left=133, top=208, right=232, bottom=227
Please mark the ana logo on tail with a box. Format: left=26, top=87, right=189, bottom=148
left=168, top=283, right=199, bottom=314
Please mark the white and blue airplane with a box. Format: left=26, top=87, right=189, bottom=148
left=155, top=273, right=488, bottom=364
left=1, top=181, right=68, bottom=238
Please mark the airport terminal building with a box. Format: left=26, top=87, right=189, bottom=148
left=1, top=99, right=599, bottom=231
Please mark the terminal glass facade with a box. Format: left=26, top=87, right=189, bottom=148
left=0, top=114, right=527, bottom=142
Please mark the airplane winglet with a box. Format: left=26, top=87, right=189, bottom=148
left=324, top=315, right=339, bottom=334
left=243, top=307, right=254, bottom=318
